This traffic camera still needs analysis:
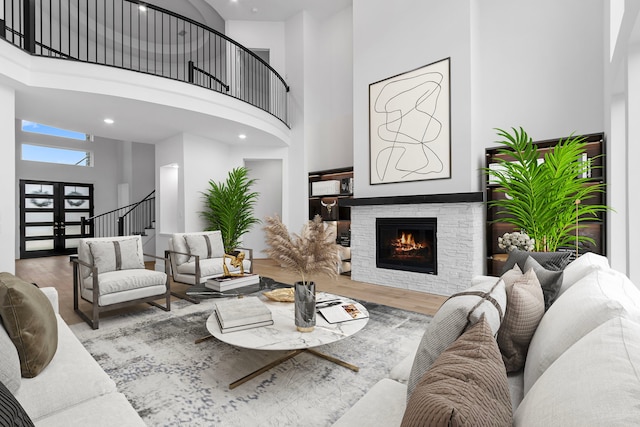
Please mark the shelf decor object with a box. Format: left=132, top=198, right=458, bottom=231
left=369, top=57, right=451, bottom=184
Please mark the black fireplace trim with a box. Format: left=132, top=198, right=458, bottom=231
left=376, top=217, right=437, bottom=275
left=341, top=192, right=483, bottom=207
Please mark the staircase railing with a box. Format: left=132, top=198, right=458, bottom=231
left=81, top=190, right=155, bottom=238
left=1, top=0, right=290, bottom=126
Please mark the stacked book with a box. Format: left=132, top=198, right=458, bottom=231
left=214, top=296, right=273, bottom=333
left=205, top=273, right=260, bottom=292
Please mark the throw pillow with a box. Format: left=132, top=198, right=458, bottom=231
left=497, top=267, right=544, bottom=372
left=0, top=379, right=35, bottom=427
left=406, top=279, right=506, bottom=398
left=0, top=273, right=58, bottom=378
left=558, top=251, right=610, bottom=297
left=184, top=232, right=225, bottom=261
left=402, top=316, right=512, bottom=427
left=87, top=238, right=144, bottom=274
left=523, top=268, right=640, bottom=394
left=0, top=321, right=21, bottom=394
left=500, top=249, right=571, bottom=275
left=515, top=317, right=640, bottom=426
left=523, top=256, right=564, bottom=310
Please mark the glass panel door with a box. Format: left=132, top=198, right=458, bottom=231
left=20, top=180, right=94, bottom=258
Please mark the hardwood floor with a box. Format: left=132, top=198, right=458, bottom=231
left=15, top=256, right=447, bottom=326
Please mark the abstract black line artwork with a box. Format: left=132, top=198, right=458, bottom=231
left=369, top=58, right=451, bottom=184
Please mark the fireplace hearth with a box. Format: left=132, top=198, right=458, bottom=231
left=376, top=218, right=437, bottom=274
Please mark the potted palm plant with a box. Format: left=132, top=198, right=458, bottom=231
left=485, top=127, right=610, bottom=253
left=201, top=167, right=260, bottom=254
left=264, top=215, right=341, bottom=331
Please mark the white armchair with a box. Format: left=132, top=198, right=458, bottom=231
left=72, top=235, right=171, bottom=329
left=166, top=231, right=253, bottom=301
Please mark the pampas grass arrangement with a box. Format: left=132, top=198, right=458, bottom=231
left=264, top=215, right=341, bottom=285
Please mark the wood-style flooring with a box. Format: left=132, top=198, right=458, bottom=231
left=14, top=256, right=447, bottom=326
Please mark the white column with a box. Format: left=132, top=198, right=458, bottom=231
left=0, top=83, right=16, bottom=271
left=608, top=94, right=627, bottom=274
left=627, top=45, right=640, bottom=284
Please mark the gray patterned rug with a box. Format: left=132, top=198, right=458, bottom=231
left=70, top=297, right=430, bottom=426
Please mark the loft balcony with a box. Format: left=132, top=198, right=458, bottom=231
left=1, top=0, right=290, bottom=127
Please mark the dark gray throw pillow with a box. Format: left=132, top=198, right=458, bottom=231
left=0, top=379, right=35, bottom=427
left=500, top=249, right=571, bottom=275
left=524, top=256, right=564, bottom=310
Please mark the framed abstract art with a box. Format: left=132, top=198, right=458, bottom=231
left=369, top=57, right=451, bottom=184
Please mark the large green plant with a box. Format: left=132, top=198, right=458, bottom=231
left=201, top=167, right=260, bottom=253
left=485, top=127, right=609, bottom=252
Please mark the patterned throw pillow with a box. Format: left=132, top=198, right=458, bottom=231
left=497, top=267, right=545, bottom=372
left=87, top=238, right=144, bottom=273
left=402, top=316, right=512, bottom=427
left=0, top=379, right=34, bottom=427
left=500, top=249, right=571, bottom=275
left=184, top=232, right=225, bottom=261
left=406, top=279, right=506, bottom=398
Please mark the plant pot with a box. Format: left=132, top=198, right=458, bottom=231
left=294, top=281, right=316, bottom=332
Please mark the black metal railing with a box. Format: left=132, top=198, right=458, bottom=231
left=81, top=190, right=155, bottom=238
left=2, top=0, right=289, bottom=125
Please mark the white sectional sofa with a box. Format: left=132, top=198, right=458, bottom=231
left=333, top=252, right=640, bottom=426
left=1, top=283, right=144, bottom=426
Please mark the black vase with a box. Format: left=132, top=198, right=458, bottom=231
left=294, top=281, right=316, bottom=332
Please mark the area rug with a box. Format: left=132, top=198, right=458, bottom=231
left=70, top=298, right=431, bottom=426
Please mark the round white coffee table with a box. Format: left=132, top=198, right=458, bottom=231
left=204, top=291, right=369, bottom=388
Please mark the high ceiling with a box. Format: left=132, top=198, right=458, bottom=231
left=203, top=0, right=352, bottom=22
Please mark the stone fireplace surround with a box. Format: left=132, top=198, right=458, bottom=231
left=343, top=193, right=485, bottom=296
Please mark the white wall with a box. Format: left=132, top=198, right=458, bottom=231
left=225, top=20, right=286, bottom=77
left=306, top=6, right=354, bottom=172
left=0, top=84, right=16, bottom=272
left=352, top=0, right=473, bottom=198
left=474, top=0, right=604, bottom=149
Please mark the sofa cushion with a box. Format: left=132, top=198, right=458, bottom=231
left=524, top=268, right=640, bottom=394
left=0, top=273, right=58, bottom=378
left=0, top=319, right=21, bottom=394
left=184, top=232, right=225, bottom=261
left=87, top=238, right=144, bottom=274
left=559, top=251, right=610, bottom=297
left=402, top=316, right=512, bottom=427
left=407, top=279, right=506, bottom=398
left=15, top=316, right=117, bottom=422
left=0, top=379, right=34, bottom=427
left=523, top=256, right=563, bottom=310
left=514, top=317, right=640, bottom=426
left=497, top=267, right=544, bottom=372
left=500, top=249, right=570, bottom=275
left=85, top=269, right=167, bottom=295
left=176, top=257, right=251, bottom=278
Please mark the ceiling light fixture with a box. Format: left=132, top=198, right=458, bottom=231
left=238, top=134, right=247, bottom=139
left=104, top=118, right=114, bottom=124
left=139, top=5, right=147, bottom=12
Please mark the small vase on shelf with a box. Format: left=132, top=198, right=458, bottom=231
left=294, top=281, right=316, bottom=332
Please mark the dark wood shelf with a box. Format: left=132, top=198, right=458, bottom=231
left=485, top=132, right=606, bottom=275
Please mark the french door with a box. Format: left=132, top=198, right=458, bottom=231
left=20, top=180, right=93, bottom=258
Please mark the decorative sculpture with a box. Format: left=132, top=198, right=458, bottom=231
left=222, top=252, right=245, bottom=277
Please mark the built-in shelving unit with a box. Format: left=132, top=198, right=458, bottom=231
left=485, top=132, right=607, bottom=275
left=308, top=167, right=353, bottom=275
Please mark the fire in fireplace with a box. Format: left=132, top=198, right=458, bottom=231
left=376, top=217, right=437, bottom=274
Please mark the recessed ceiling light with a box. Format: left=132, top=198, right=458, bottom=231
left=139, top=5, right=147, bottom=12
left=104, top=118, right=114, bottom=124
left=238, top=134, right=247, bottom=139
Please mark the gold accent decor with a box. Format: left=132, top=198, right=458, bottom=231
left=263, top=288, right=295, bottom=302
left=222, top=252, right=245, bottom=277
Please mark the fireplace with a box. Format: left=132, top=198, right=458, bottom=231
left=376, top=218, right=437, bottom=274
